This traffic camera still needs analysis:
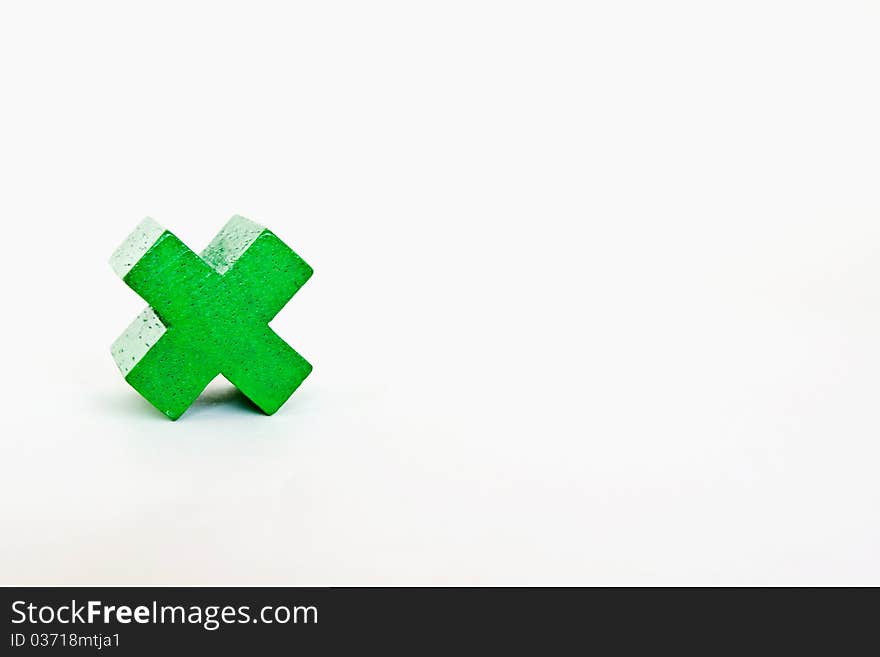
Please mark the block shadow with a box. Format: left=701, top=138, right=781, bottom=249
left=185, top=381, right=264, bottom=418
left=102, top=378, right=267, bottom=421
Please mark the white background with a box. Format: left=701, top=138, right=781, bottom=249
left=1, top=1, right=879, bottom=585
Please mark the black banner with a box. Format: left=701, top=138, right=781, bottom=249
left=0, top=587, right=872, bottom=653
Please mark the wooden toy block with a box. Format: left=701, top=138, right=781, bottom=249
left=110, top=216, right=313, bottom=419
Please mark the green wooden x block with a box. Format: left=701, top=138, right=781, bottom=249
left=110, top=215, right=313, bottom=420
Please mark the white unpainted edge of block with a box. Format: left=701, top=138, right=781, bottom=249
left=109, top=217, right=166, bottom=279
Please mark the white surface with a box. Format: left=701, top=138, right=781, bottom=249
left=1, top=1, right=880, bottom=585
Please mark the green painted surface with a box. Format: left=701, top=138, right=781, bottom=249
left=110, top=216, right=313, bottom=420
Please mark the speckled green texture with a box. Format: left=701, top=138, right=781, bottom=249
left=110, top=216, right=313, bottom=420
